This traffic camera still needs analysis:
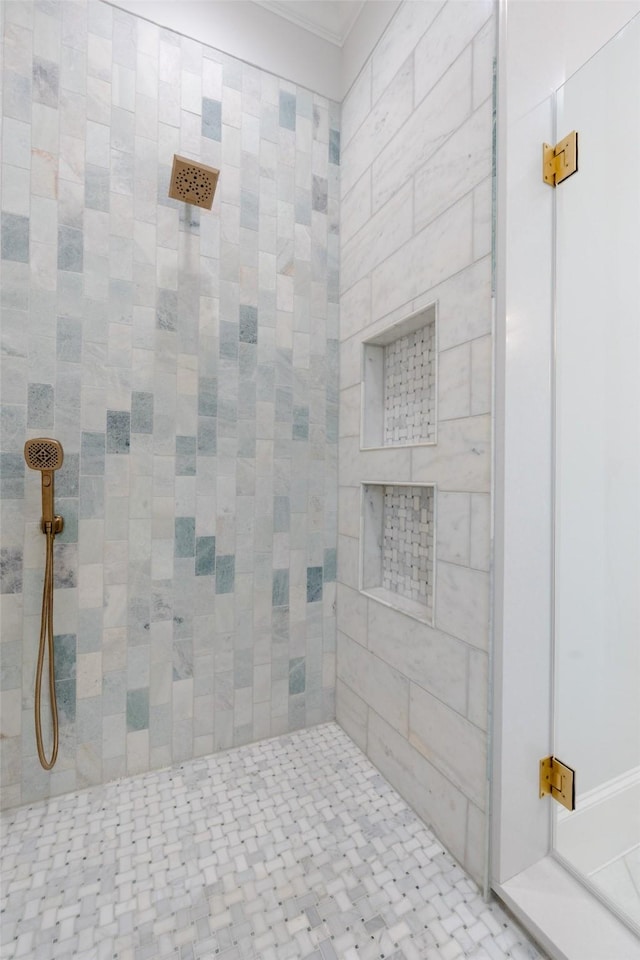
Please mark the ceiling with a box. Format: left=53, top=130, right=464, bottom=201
left=255, top=0, right=367, bottom=46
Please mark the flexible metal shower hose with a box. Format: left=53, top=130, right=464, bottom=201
left=34, top=524, right=59, bottom=769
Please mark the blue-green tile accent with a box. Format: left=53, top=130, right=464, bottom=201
left=175, top=517, right=196, bottom=558
left=0, top=548, right=23, bottom=594
left=306, top=566, right=323, bottom=603
left=239, top=305, right=257, bottom=344
left=131, top=392, right=153, bottom=434
left=279, top=90, right=296, bottom=131
left=272, top=568, right=289, bottom=607
left=27, top=383, right=54, bottom=429
left=312, top=176, right=328, bottom=213
left=33, top=57, right=59, bottom=107
left=289, top=657, right=306, bottom=695
left=1, top=453, right=24, bottom=500
left=1, top=213, right=30, bottom=262
left=215, top=555, right=235, bottom=594
left=57, top=452, right=79, bottom=496
left=157, top=288, right=177, bottom=331
left=176, top=435, right=196, bottom=475
left=53, top=633, right=77, bottom=681
left=81, top=432, right=105, bottom=475
left=198, top=378, right=217, bottom=417
left=55, top=679, right=76, bottom=723
left=57, top=225, right=83, bottom=272
left=274, top=496, right=289, bottom=533
left=197, top=417, right=216, bottom=456
left=56, top=316, right=82, bottom=362
left=293, top=406, right=309, bottom=441
left=323, top=548, right=337, bottom=583
left=329, top=128, right=340, bottom=165
left=106, top=411, right=130, bottom=454
left=195, top=536, right=215, bottom=576
left=202, top=97, right=221, bottom=140
left=126, top=687, right=149, bottom=731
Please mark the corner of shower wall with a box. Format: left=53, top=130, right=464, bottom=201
left=337, top=0, right=496, bottom=885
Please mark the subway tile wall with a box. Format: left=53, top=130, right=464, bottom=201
left=0, top=0, right=339, bottom=808
left=337, top=0, right=495, bottom=885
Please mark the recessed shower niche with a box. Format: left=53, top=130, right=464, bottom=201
left=361, top=303, right=437, bottom=449
left=361, top=483, right=435, bottom=624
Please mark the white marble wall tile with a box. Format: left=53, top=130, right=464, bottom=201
left=467, top=647, right=489, bottom=730
left=437, top=491, right=471, bottom=565
left=409, top=682, right=487, bottom=809
left=414, top=0, right=493, bottom=105
left=472, top=175, right=493, bottom=261
left=414, top=97, right=492, bottom=232
left=366, top=598, right=468, bottom=714
left=337, top=533, right=359, bottom=590
left=341, top=57, right=413, bottom=198
left=338, top=485, right=361, bottom=541
left=339, top=436, right=412, bottom=487
left=472, top=15, right=495, bottom=110
left=368, top=710, right=469, bottom=869
left=336, top=582, right=369, bottom=646
left=340, top=59, right=371, bottom=152
left=470, top=333, right=492, bottom=416
left=470, top=491, right=491, bottom=572
left=438, top=341, right=471, bottom=421
left=339, top=276, right=371, bottom=344
left=371, top=0, right=445, bottom=102
left=465, top=801, right=488, bottom=887
left=337, top=631, right=409, bottom=737
left=339, top=384, right=360, bottom=439
left=341, top=180, right=413, bottom=294
left=339, top=169, right=371, bottom=248
left=371, top=192, right=473, bottom=322
left=371, top=48, right=472, bottom=213
left=335, top=676, right=368, bottom=751
left=435, top=560, right=490, bottom=650
left=411, top=415, right=491, bottom=492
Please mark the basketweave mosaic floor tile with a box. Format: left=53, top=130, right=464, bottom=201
left=0, top=723, right=546, bottom=960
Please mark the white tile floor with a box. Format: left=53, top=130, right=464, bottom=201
left=1, top=723, right=546, bottom=960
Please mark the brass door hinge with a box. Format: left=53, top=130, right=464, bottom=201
left=540, top=756, right=576, bottom=811
left=543, top=131, right=578, bottom=187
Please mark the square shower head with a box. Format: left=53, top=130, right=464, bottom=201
left=168, top=155, right=220, bottom=210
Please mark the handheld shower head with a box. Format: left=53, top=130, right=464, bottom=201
left=24, top=438, right=64, bottom=528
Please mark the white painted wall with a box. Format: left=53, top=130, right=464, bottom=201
left=107, top=0, right=400, bottom=101
left=108, top=0, right=343, bottom=97
left=493, top=0, right=640, bottom=896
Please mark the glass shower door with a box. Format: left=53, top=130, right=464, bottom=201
left=553, top=12, right=640, bottom=934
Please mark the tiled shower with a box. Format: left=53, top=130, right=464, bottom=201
left=1, top=0, right=339, bottom=806
left=0, top=2, right=545, bottom=959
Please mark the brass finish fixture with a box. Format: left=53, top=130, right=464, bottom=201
left=168, top=155, right=220, bottom=209
left=543, top=131, right=578, bottom=187
left=24, top=437, right=65, bottom=770
left=540, top=755, right=576, bottom=811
